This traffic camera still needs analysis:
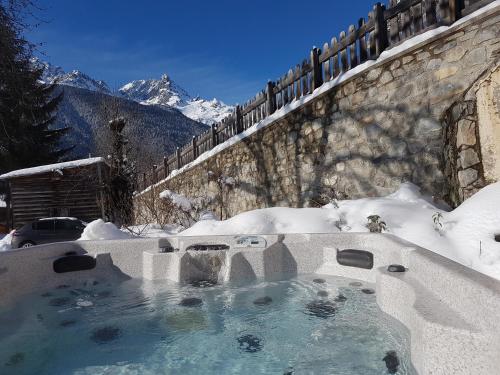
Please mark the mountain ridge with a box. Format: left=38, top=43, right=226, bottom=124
left=34, top=58, right=233, bottom=125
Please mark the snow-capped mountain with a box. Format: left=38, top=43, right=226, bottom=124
left=119, top=74, right=190, bottom=107
left=32, top=59, right=233, bottom=125
left=32, top=58, right=112, bottom=94
left=119, top=75, right=233, bottom=125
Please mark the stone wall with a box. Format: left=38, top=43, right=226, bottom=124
left=135, top=7, right=500, bottom=221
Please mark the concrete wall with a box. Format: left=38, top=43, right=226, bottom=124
left=137, top=6, right=500, bottom=219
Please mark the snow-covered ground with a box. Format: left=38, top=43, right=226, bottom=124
left=0, top=231, right=13, bottom=252
left=181, top=182, right=500, bottom=278
left=76, top=182, right=500, bottom=280
left=1, top=182, right=499, bottom=280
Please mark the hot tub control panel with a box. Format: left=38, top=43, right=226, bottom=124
left=234, top=236, right=267, bottom=248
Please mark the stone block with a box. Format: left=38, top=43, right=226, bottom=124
left=343, top=81, right=356, bottom=96
left=400, top=55, right=413, bottom=66
left=446, top=46, right=466, bottom=62
left=380, top=71, right=393, bottom=85
left=467, top=47, right=487, bottom=66
left=434, top=66, right=458, bottom=81
left=458, top=168, right=478, bottom=187
left=366, top=67, right=382, bottom=81
left=417, top=51, right=431, bottom=61
left=459, top=149, right=480, bottom=169
left=390, top=60, right=401, bottom=70
left=415, top=118, right=441, bottom=136
left=432, top=40, right=457, bottom=55
left=456, top=120, right=476, bottom=147
left=427, top=59, right=443, bottom=70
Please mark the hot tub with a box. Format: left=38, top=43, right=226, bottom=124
left=0, top=233, right=498, bottom=374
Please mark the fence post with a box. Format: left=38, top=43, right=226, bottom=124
left=310, top=47, right=323, bottom=90
left=192, top=136, right=197, bottom=160
left=235, top=105, right=243, bottom=133
left=374, top=2, right=388, bottom=57
left=266, top=81, right=276, bottom=116
left=439, top=0, right=460, bottom=24
left=211, top=124, right=217, bottom=148
left=142, top=172, right=146, bottom=189
left=448, top=0, right=460, bottom=24
left=176, top=147, right=181, bottom=169
left=152, top=164, right=158, bottom=184
left=163, top=156, right=168, bottom=178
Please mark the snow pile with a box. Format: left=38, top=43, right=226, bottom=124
left=126, top=223, right=183, bottom=238
left=180, top=182, right=500, bottom=280
left=199, top=210, right=219, bottom=221
left=0, top=231, right=13, bottom=252
left=160, top=190, right=192, bottom=211
left=79, top=219, right=133, bottom=241
left=181, top=207, right=341, bottom=236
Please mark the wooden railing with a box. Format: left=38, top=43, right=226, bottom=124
left=138, top=0, right=493, bottom=192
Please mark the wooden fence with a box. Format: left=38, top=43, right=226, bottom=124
left=138, top=0, right=493, bottom=192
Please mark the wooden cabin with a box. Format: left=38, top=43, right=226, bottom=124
left=0, top=157, right=109, bottom=229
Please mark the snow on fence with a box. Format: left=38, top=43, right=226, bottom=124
left=138, top=0, right=493, bottom=192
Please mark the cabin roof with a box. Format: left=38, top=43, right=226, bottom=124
left=0, top=157, right=106, bottom=180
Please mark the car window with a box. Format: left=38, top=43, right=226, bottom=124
left=36, top=220, right=54, bottom=231
left=55, top=220, right=81, bottom=231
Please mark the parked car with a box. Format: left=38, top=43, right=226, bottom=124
left=11, top=218, right=86, bottom=248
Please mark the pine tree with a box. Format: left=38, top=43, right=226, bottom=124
left=106, top=117, right=135, bottom=226
left=0, top=1, right=71, bottom=173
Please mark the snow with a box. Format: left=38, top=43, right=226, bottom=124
left=79, top=219, right=133, bottom=241
left=39, top=217, right=79, bottom=221
left=180, top=182, right=500, bottom=280
left=0, top=231, right=13, bottom=252
left=159, top=190, right=192, bottom=211
left=119, top=74, right=233, bottom=125
left=32, top=58, right=111, bottom=94
left=34, top=59, right=233, bottom=125
left=126, top=223, right=183, bottom=237
left=178, top=97, right=233, bottom=125
left=0, top=157, right=106, bottom=180
left=138, top=1, right=500, bottom=195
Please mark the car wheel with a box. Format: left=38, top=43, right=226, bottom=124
left=20, top=241, right=36, bottom=248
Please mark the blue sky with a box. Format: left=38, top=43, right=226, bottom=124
left=27, top=0, right=378, bottom=104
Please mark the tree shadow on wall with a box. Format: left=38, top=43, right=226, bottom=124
left=234, top=98, right=448, bottom=208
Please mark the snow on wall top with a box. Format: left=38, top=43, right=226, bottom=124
left=0, top=157, right=106, bottom=180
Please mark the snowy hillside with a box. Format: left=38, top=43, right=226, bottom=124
left=53, top=85, right=206, bottom=160
left=32, top=59, right=233, bottom=125
left=119, top=75, right=233, bottom=125
left=32, top=58, right=112, bottom=94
